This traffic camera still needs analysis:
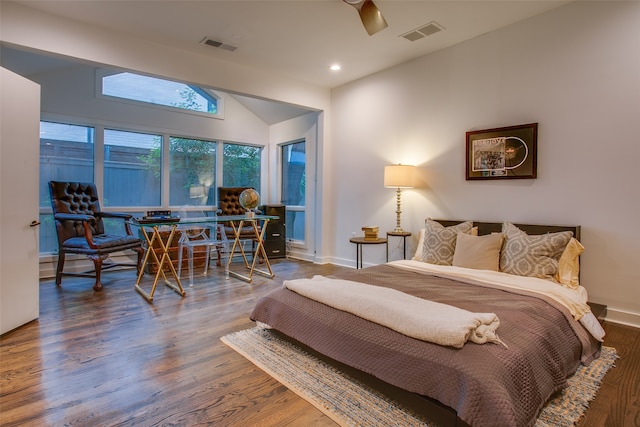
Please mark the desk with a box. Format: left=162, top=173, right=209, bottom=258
left=349, top=237, right=387, bottom=269
left=129, top=214, right=277, bottom=302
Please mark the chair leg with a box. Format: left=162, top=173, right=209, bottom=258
left=134, top=247, right=144, bottom=276
left=203, top=246, right=211, bottom=276
left=89, top=254, right=108, bottom=291
left=188, top=246, right=194, bottom=287
left=177, top=245, right=184, bottom=278
left=55, top=252, right=65, bottom=286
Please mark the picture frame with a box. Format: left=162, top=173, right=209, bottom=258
left=465, top=123, right=538, bottom=180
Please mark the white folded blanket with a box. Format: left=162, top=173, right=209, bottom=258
left=284, top=275, right=506, bottom=349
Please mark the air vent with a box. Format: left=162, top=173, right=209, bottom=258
left=200, top=37, right=238, bottom=52
left=400, top=21, right=444, bottom=42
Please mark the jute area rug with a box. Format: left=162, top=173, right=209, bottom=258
left=221, top=327, right=617, bottom=427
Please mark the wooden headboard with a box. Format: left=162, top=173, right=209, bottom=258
left=434, top=220, right=581, bottom=241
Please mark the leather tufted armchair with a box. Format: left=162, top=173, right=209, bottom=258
left=215, top=187, right=262, bottom=263
left=48, top=181, right=144, bottom=291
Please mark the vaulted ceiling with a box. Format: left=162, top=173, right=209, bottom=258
left=3, top=1, right=570, bottom=124
left=9, top=1, right=569, bottom=89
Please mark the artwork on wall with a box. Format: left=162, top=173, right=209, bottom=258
left=465, top=123, right=538, bottom=180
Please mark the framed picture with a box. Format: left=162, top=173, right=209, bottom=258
left=465, top=123, right=538, bottom=180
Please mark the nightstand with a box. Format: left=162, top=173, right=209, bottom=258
left=350, top=237, right=387, bottom=269
left=386, top=231, right=411, bottom=262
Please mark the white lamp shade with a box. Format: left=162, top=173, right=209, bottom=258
left=384, top=165, right=415, bottom=188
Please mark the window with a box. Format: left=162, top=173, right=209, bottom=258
left=40, top=122, right=94, bottom=253
left=281, top=140, right=306, bottom=242
left=101, top=71, right=220, bottom=116
left=40, top=122, right=94, bottom=206
left=104, top=129, right=162, bottom=207
left=222, top=143, right=262, bottom=191
left=169, top=137, right=216, bottom=207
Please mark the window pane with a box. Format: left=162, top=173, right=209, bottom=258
left=104, top=129, right=161, bottom=206
left=286, top=210, right=306, bottom=242
left=40, top=121, right=94, bottom=207
left=40, top=122, right=95, bottom=253
left=102, top=72, right=217, bottom=114
left=222, top=144, right=261, bottom=191
left=281, top=141, right=306, bottom=241
left=169, top=137, right=216, bottom=207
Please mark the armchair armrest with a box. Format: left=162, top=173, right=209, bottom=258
left=54, top=213, right=95, bottom=222
left=98, top=211, right=135, bottom=235
left=215, top=209, right=223, bottom=216
left=99, top=212, right=133, bottom=220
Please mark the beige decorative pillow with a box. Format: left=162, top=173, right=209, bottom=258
left=421, top=219, right=473, bottom=265
left=453, top=232, right=504, bottom=271
left=412, top=228, right=426, bottom=261
left=499, top=222, right=573, bottom=280
left=554, top=238, right=584, bottom=289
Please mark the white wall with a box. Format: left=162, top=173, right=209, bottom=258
left=330, top=1, right=640, bottom=326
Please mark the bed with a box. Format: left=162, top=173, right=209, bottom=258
left=250, top=220, right=605, bottom=427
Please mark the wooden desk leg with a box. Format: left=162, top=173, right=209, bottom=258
left=227, top=218, right=275, bottom=282
left=248, top=219, right=274, bottom=279
left=134, top=225, right=185, bottom=302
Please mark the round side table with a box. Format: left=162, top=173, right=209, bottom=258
left=386, top=231, right=412, bottom=261
left=349, top=237, right=387, bottom=269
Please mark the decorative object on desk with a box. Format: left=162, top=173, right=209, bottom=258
left=239, top=188, right=260, bottom=218
left=362, top=225, right=379, bottom=241
left=384, top=164, right=415, bottom=233
left=465, top=123, right=538, bottom=180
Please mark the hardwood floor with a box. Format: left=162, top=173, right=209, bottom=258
left=1, top=258, right=639, bottom=427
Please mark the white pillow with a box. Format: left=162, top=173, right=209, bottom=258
left=452, top=232, right=504, bottom=271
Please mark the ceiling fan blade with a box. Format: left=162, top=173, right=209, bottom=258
left=343, top=0, right=388, bottom=36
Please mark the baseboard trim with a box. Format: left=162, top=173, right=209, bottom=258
left=604, top=308, right=640, bottom=329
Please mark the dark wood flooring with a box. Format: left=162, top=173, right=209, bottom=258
left=1, top=259, right=638, bottom=426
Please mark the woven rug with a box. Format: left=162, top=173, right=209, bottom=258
left=221, top=327, right=617, bottom=427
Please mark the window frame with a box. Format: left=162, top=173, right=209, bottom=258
left=279, top=138, right=307, bottom=245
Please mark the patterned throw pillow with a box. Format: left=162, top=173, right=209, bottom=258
left=421, top=219, right=473, bottom=265
left=499, top=222, right=573, bottom=280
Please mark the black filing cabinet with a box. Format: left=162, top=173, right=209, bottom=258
left=260, top=205, right=286, bottom=259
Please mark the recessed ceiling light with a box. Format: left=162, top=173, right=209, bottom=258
left=329, top=64, right=341, bottom=71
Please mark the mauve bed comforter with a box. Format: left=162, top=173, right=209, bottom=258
left=250, top=263, right=600, bottom=427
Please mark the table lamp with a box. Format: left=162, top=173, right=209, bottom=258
left=384, top=164, right=415, bottom=233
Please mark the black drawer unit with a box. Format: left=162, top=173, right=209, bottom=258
left=260, top=204, right=286, bottom=259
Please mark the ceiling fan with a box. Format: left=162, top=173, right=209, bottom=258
left=342, top=0, right=388, bottom=36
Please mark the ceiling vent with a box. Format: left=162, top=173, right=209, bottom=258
left=400, top=21, right=444, bottom=42
left=200, top=37, right=238, bottom=52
